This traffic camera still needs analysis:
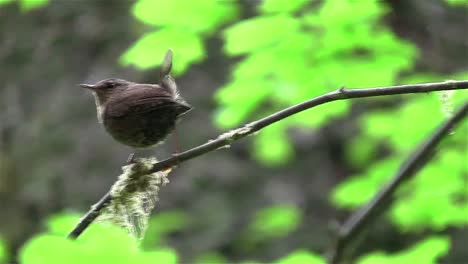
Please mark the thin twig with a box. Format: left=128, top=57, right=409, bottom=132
left=67, top=191, right=112, bottom=239
left=328, top=102, right=468, bottom=264
left=67, top=80, right=468, bottom=240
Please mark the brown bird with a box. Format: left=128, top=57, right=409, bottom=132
left=80, top=50, right=192, bottom=157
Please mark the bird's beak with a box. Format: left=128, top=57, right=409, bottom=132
left=79, top=84, right=96, bottom=90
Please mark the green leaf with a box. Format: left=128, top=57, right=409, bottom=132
left=142, top=210, right=189, bottom=248
left=140, top=248, right=178, bottom=264
left=20, top=235, right=84, bottom=264
left=259, top=0, right=311, bottom=14
left=391, top=148, right=468, bottom=230
left=46, top=213, right=82, bottom=235
left=215, top=78, right=272, bottom=128
left=445, top=0, right=468, bottom=6
left=120, top=28, right=204, bottom=74
left=362, top=94, right=449, bottom=152
left=0, top=0, right=14, bottom=6
left=331, top=158, right=400, bottom=208
left=339, top=80, right=468, bottom=230
left=231, top=50, right=278, bottom=80
left=313, top=0, right=386, bottom=26
left=20, top=0, right=48, bottom=11
left=253, top=123, right=294, bottom=165
left=345, top=136, right=379, bottom=168
left=20, top=219, right=179, bottom=264
left=357, top=236, right=450, bottom=264
left=248, top=204, right=302, bottom=238
left=275, top=250, right=325, bottom=264
left=218, top=0, right=418, bottom=166
left=0, top=236, right=8, bottom=263
left=224, top=15, right=301, bottom=55
left=289, top=100, right=350, bottom=128
left=132, top=0, right=238, bottom=34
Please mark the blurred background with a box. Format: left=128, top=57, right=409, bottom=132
left=0, top=0, right=467, bottom=263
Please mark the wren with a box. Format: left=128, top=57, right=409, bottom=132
left=80, top=50, right=192, bottom=149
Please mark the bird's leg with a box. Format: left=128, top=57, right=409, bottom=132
left=171, top=128, right=181, bottom=167
left=172, top=127, right=181, bottom=154
left=126, top=153, right=136, bottom=164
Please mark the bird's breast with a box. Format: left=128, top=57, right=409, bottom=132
left=102, top=107, right=180, bottom=148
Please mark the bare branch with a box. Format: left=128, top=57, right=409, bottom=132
left=68, top=80, right=468, bottom=240
left=328, top=102, right=468, bottom=264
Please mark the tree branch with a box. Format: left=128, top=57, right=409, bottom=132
left=328, top=102, right=468, bottom=264
left=67, top=80, right=468, bottom=240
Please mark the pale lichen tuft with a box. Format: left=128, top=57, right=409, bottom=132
left=97, top=157, right=171, bottom=240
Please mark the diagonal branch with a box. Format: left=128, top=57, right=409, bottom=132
left=67, top=80, right=468, bottom=240
left=328, top=102, right=468, bottom=264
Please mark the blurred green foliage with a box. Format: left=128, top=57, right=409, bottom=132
left=236, top=204, right=302, bottom=252
left=16, top=212, right=324, bottom=264
left=19, top=214, right=178, bottom=264
left=217, top=0, right=416, bottom=164
left=0, top=236, right=7, bottom=264
left=121, top=0, right=238, bottom=74
left=10, top=209, right=456, bottom=264
left=274, top=250, right=325, bottom=264
left=446, top=0, right=468, bottom=6
left=0, top=0, right=13, bottom=5
left=20, top=0, right=47, bottom=11
left=333, top=77, right=468, bottom=231
left=141, top=210, right=189, bottom=249
left=247, top=204, right=302, bottom=239
left=0, top=0, right=48, bottom=11
left=259, top=0, right=311, bottom=14
left=121, top=28, right=204, bottom=74
left=357, top=236, right=450, bottom=264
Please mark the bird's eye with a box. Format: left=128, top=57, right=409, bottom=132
left=105, top=82, right=116, bottom=89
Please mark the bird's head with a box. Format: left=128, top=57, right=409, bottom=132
left=80, top=78, right=132, bottom=105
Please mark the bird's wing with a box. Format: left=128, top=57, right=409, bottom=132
left=105, top=86, right=179, bottom=118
